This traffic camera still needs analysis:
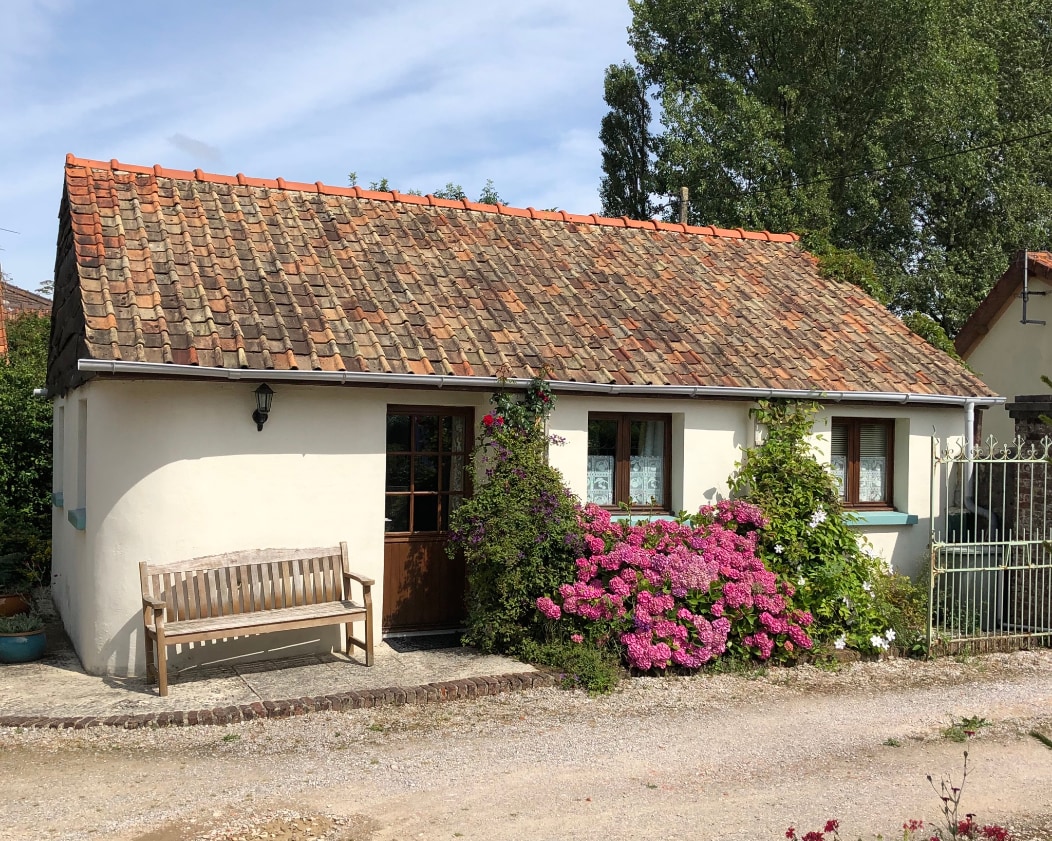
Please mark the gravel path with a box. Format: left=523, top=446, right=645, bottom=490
left=3, top=651, right=1052, bottom=841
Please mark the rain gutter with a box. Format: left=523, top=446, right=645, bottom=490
left=73, top=359, right=1005, bottom=408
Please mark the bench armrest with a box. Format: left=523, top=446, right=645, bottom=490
left=142, top=594, right=165, bottom=610
left=344, top=571, right=375, bottom=587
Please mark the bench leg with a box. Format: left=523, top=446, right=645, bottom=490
left=144, top=631, right=156, bottom=683
left=156, top=630, right=169, bottom=697
left=362, top=615, right=373, bottom=666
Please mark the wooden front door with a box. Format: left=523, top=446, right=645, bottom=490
left=383, top=406, right=473, bottom=632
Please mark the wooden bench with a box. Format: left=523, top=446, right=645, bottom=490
left=139, top=542, right=373, bottom=696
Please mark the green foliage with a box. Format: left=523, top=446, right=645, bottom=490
left=900, top=312, right=965, bottom=363
left=803, top=233, right=888, bottom=305
left=730, top=400, right=895, bottom=654
left=873, top=571, right=929, bottom=658
left=519, top=638, right=622, bottom=694
left=448, top=377, right=584, bottom=654
left=347, top=172, right=504, bottom=204
left=0, top=612, right=44, bottom=634
left=0, top=312, right=52, bottom=593
left=599, top=61, right=658, bottom=220
left=942, top=715, right=989, bottom=742
left=613, top=0, right=1052, bottom=336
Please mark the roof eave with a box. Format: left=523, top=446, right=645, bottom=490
left=71, top=359, right=1003, bottom=408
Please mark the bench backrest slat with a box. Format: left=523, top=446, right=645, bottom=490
left=141, top=546, right=349, bottom=621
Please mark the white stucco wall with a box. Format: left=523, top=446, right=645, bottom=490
left=551, top=397, right=966, bottom=580
left=51, top=378, right=492, bottom=675
left=52, top=378, right=969, bottom=676
left=964, top=275, right=1052, bottom=445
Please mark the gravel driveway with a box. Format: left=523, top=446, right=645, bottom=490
left=3, top=651, right=1052, bottom=841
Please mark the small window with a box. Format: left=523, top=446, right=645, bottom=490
left=587, top=413, right=671, bottom=510
left=830, top=418, right=894, bottom=508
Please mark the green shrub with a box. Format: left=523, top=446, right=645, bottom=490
left=448, top=377, right=584, bottom=654
left=0, top=312, right=52, bottom=592
left=520, top=638, right=622, bottom=694
left=730, top=400, right=895, bottom=654
left=874, top=571, right=929, bottom=657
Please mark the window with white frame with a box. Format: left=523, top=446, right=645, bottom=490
left=587, top=413, right=671, bottom=510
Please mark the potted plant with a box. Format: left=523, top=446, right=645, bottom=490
left=0, top=552, right=33, bottom=617
left=0, top=612, right=46, bottom=663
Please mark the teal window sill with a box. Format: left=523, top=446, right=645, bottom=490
left=67, top=508, right=86, bottom=530
left=612, top=514, right=676, bottom=526
left=846, top=511, right=918, bottom=527
left=52, top=492, right=64, bottom=508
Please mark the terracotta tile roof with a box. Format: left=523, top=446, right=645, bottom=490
left=49, top=154, right=994, bottom=399
left=955, top=252, right=1052, bottom=358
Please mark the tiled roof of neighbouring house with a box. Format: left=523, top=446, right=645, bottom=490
left=48, top=154, right=995, bottom=399
left=2, top=282, right=52, bottom=315
left=0, top=279, right=51, bottom=356
left=955, top=251, right=1052, bottom=359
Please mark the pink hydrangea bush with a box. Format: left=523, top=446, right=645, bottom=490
left=537, top=501, right=814, bottom=671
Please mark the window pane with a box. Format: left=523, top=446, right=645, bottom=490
left=386, top=455, right=411, bottom=492
left=830, top=424, right=848, bottom=500
left=859, top=424, right=888, bottom=502
left=414, top=496, right=439, bottom=532
left=387, top=414, right=410, bottom=452
left=385, top=495, right=409, bottom=532
left=587, top=419, right=618, bottom=505
left=630, top=420, right=666, bottom=507
left=415, top=455, right=438, bottom=491
left=414, top=415, right=439, bottom=452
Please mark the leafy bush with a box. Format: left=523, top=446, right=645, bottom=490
left=519, top=638, right=622, bottom=694
left=0, top=312, right=52, bottom=592
left=874, top=571, right=929, bottom=657
left=448, top=377, right=584, bottom=654
left=537, top=500, right=814, bottom=671
left=730, top=400, right=897, bottom=655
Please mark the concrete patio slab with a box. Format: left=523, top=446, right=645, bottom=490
left=0, top=616, right=548, bottom=728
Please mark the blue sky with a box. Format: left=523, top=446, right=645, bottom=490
left=0, top=0, right=635, bottom=294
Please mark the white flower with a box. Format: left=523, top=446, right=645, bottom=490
left=833, top=635, right=846, bottom=650
left=808, top=509, right=827, bottom=529
left=797, top=576, right=807, bottom=587
left=885, top=628, right=896, bottom=642
left=861, top=581, right=873, bottom=594
left=774, top=544, right=785, bottom=555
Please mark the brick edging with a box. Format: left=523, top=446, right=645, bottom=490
left=0, top=670, right=556, bottom=730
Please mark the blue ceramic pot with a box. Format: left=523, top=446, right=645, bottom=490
left=0, top=630, right=45, bottom=663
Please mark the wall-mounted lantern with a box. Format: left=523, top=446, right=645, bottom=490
left=252, top=383, right=274, bottom=431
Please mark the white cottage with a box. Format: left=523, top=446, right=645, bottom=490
left=47, top=155, right=1000, bottom=676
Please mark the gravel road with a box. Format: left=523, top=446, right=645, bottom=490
left=3, top=651, right=1052, bottom=841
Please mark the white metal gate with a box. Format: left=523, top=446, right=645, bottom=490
left=930, top=437, right=1052, bottom=652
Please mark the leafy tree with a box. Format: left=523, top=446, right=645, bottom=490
left=0, top=312, right=52, bottom=590
left=347, top=173, right=504, bottom=204
left=599, top=62, right=658, bottom=219
left=606, top=0, right=1052, bottom=336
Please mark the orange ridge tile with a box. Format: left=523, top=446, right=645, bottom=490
left=64, top=153, right=801, bottom=243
